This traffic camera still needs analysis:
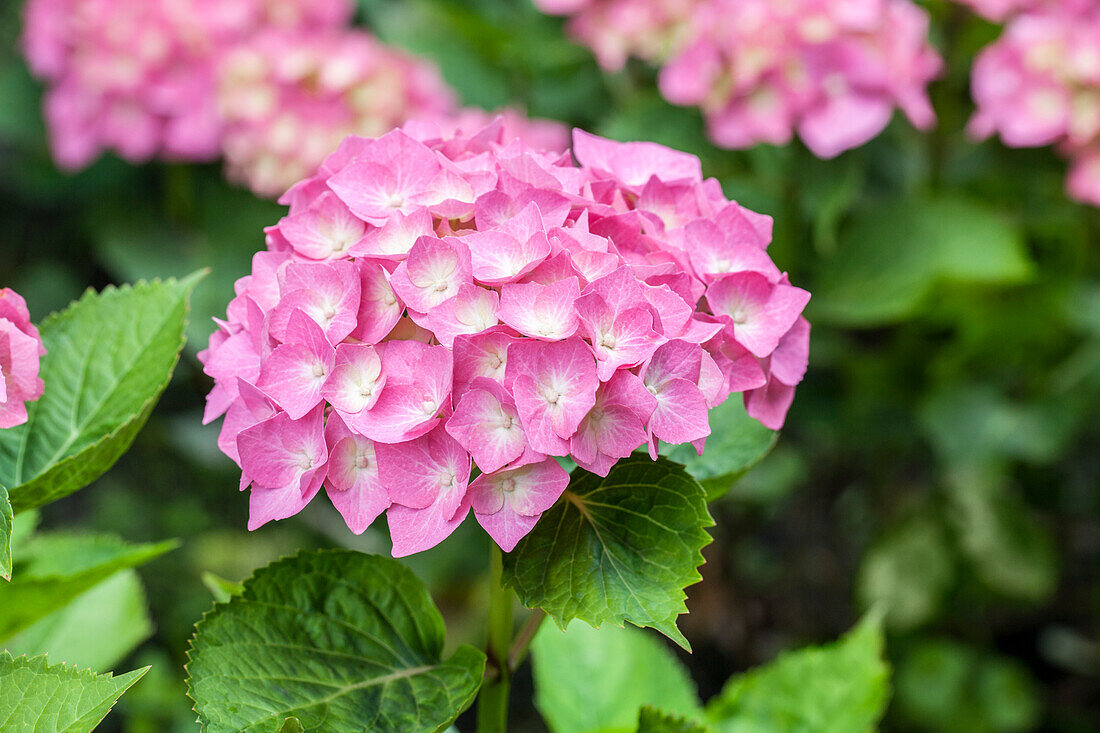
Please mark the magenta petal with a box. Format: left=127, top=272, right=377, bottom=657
left=387, top=493, right=472, bottom=557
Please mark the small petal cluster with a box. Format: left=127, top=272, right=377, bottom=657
left=538, top=0, right=943, bottom=158
left=0, top=289, right=46, bottom=429
left=200, top=123, right=810, bottom=555
left=968, top=4, right=1100, bottom=206
left=21, top=0, right=353, bottom=170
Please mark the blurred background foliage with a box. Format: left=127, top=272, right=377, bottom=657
left=1, top=0, right=1097, bottom=730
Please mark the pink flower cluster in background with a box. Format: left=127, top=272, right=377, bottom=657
left=968, top=4, right=1100, bottom=206
left=199, top=123, right=810, bottom=555
left=0, top=289, right=46, bottom=429
left=21, top=0, right=353, bottom=170
left=537, top=0, right=942, bottom=158
left=951, top=0, right=1094, bottom=22
left=21, top=0, right=569, bottom=198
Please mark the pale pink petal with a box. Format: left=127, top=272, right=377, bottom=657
left=256, top=310, right=334, bottom=420
left=507, top=337, right=598, bottom=454
left=389, top=235, right=473, bottom=312
left=445, top=377, right=527, bottom=473
left=498, top=277, right=581, bottom=340
left=324, top=414, right=390, bottom=534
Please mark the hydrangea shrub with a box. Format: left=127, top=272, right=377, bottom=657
left=200, top=122, right=810, bottom=555
left=968, top=3, right=1100, bottom=206
left=537, top=0, right=942, bottom=158
left=0, top=289, right=45, bottom=429
left=20, top=0, right=352, bottom=169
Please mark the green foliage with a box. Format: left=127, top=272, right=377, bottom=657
left=0, top=650, right=148, bottom=732
left=1, top=486, right=11, bottom=581
left=637, top=707, right=710, bottom=733
left=0, top=532, right=176, bottom=642
left=503, top=457, right=713, bottom=649
left=663, top=398, right=778, bottom=501
left=186, top=549, right=486, bottom=733
left=857, top=516, right=955, bottom=631
left=705, top=615, right=890, bottom=733
left=894, top=639, right=1041, bottom=733
left=812, top=197, right=1033, bottom=327
left=0, top=275, right=201, bottom=513
left=531, top=621, right=702, bottom=733
left=5, top=570, right=154, bottom=671
left=199, top=571, right=243, bottom=603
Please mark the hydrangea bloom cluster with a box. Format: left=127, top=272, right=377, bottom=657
left=0, top=289, right=46, bottom=429
left=216, top=28, right=456, bottom=197
left=21, top=0, right=353, bottom=170
left=951, top=0, right=1093, bottom=22
left=968, top=4, right=1100, bottom=206
left=216, top=30, right=569, bottom=197
left=200, top=122, right=810, bottom=556
left=538, top=0, right=942, bottom=158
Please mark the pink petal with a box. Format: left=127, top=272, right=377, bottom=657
left=324, top=414, right=390, bottom=535
left=499, top=277, right=581, bottom=340
left=470, top=459, right=569, bottom=551
left=390, top=236, right=473, bottom=312
left=348, top=260, right=404, bottom=344
left=706, top=272, right=811, bottom=359
left=572, top=129, right=703, bottom=187
left=256, top=311, right=334, bottom=420
left=445, top=377, right=527, bottom=473
left=321, top=343, right=386, bottom=417
left=409, top=283, right=499, bottom=348
left=507, top=337, right=598, bottom=454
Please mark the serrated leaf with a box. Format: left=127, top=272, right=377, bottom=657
left=637, top=707, right=710, bottom=733
left=503, top=456, right=713, bottom=650
left=0, top=650, right=148, bottom=732
left=663, top=399, right=777, bottom=501
left=0, top=274, right=203, bottom=512
left=812, top=197, right=1031, bottom=327
left=1, top=485, right=11, bottom=581
left=186, top=549, right=486, bottom=733
left=0, top=533, right=177, bottom=642
left=200, top=571, right=243, bottom=603
left=5, top=570, right=154, bottom=671
left=532, top=621, right=702, bottom=733
left=705, top=615, right=890, bottom=733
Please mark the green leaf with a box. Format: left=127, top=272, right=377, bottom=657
left=5, top=570, right=154, bottom=671
left=945, top=468, right=1057, bottom=602
left=663, top=399, right=777, bottom=501
left=503, top=456, right=713, bottom=650
left=856, top=516, right=955, bottom=631
left=186, top=549, right=486, bottom=733
left=532, top=621, right=702, bottom=733
left=812, top=197, right=1032, bottom=327
left=0, top=650, right=148, bottom=732
left=200, top=571, right=243, bottom=603
left=637, top=707, right=710, bottom=733
left=1, top=485, right=11, bottom=581
left=705, top=614, right=890, bottom=733
left=894, top=639, right=1040, bottom=733
left=0, top=274, right=203, bottom=513
left=0, top=533, right=177, bottom=642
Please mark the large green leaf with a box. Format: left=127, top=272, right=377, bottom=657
left=503, top=456, right=713, bottom=649
left=637, top=707, right=710, bottom=733
left=186, top=549, right=486, bottom=733
left=0, top=275, right=202, bottom=512
left=812, top=197, right=1031, bottom=327
left=5, top=570, right=154, bottom=671
left=664, top=399, right=777, bottom=501
left=0, top=650, right=148, bottom=732
left=532, top=621, right=702, bottom=733
left=0, top=533, right=176, bottom=642
left=0, top=486, right=10, bottom=581
left=705, top=615, right=890, bottom=733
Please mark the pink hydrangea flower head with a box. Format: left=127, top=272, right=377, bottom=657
left=0, top=289, right=47, bottom=429
left=217, top=28, right=456, bottom=197
left=202, top=121, right=811, bottom=553
left=951, top=0, right=1093, bottom=22
left=21, top=0, right=354, bottom=170
left=968, top=4, right=1100, bottom=206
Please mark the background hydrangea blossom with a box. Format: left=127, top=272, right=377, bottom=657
left=951, top=0, right=1095, bottom=22
left=968, top=4, right=1100, bottom=206
left=21, top=0, right=353, bottom=170
left=537, top=0, right=942, bottom=158
left=0, top=289, right=46, bottom=429
left=200, top=122, right=810, bottom=555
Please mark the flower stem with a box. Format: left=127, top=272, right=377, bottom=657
left=477, top=544, right=513, bottom=733
left=508, top=609, right=546, bottom=671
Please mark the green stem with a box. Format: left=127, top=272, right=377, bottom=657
left=477, top=544, right=513, bottom=733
